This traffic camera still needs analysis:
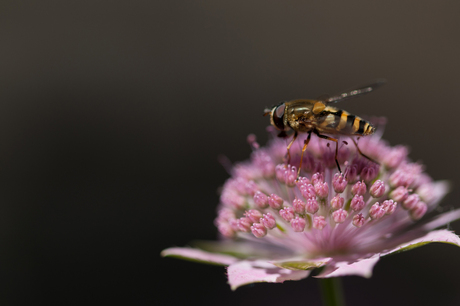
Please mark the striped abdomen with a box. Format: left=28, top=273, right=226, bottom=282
left=317, top=106, right=375, bottom=136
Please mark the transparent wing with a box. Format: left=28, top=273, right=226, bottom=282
left=323, top=79, right=386, bottom=104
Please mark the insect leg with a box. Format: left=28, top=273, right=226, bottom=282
left=313, top=130, right=341, bottom=173
left=285, top=131, right=298, bottom=165
left=297, top=131, right=312, bottom=178
left=351, top=138, right=380, bottom=165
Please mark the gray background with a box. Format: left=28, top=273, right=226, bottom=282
left=0, top=1, right=459, bottom=305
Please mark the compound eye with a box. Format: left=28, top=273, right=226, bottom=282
left=273, top=104, right=285, bottom=130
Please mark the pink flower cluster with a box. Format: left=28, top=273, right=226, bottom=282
left=162, top=125, right=460, bottom=290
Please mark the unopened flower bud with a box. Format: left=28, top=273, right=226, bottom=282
left=410, top=202, right=427, bottom=220
left=315, top=182, right=329, bottom=199
left=332, top=173, right=347, bottom=193
left=352, top=213, right=366, bottom=227
left=389, top=170, right=411, bottom=187
left=330, top=195, right=345, bottom=210
left=275, top=164, right=297, bottom=187
left=229, top=219, right=239, bottom=231
left=369, top=203, right=385, bottom=220
left=369, top=180, right=385, bottom=198
left=237, top=217, right=252, bottom=232
left=299, top=183, right=316, bottom=199
left=244, top=181, right=258, bottom=196
left=295, top=176, right=310, bottom=188
left=352, top=181, right=367, bottom=196
left=260, top=213, right=276, bottom=229
left=381, top=200, right=397, bottom=215
left=244, top=209, right=263, bottom=223
left=311, top=172, right=324, bottom=186
left=403, top=194, right=419, bottom=210
left=383, top=146, right=408, bottom=168
left=251, top=223, right=267, bottom=238
left=350, top=194, right=365, bottom=211
left=361, top=165, right=379, bottom=183
left=221, top=190, right=245, bottom=209
left=253, top=191, right=269, bottom=209
left=306, top=198, right=319, bottom=214
left=313, top=216, right=326, bottom=230
left=291, top=217, right=306, bottom=232
left=332, top=209, right=348, bottom=223
left=345, top=165, right=358, bottom=183
left=279, top=207, right=295, bottom=222
left=390, top=186, right=409, bottom=202
left=218, top=223, right=235, bottom=238
left=268, top=193, right=284, bottom=209
left=275, top=164, right=286, bottom=182
left=215, top=208, right=235, bottom=224
left=293, top=198, right=306, bottom=214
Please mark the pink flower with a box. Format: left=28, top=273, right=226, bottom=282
left=161, top=126, right=460, bottom=290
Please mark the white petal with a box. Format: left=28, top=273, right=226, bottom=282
left=316, top=256, right=380, bottom=278
left=193, top=240, right=293, bottom=259
left=373, top=210, right=460, bottom=252
left=420, top=180, right=450, bottom=208
left=161, top=247, right=238, bottom=266
left=227, top=260, right=310, bottom=290
left=382, top=229, right=460, bottom=256
left=421, top=209, right=460, bottom=231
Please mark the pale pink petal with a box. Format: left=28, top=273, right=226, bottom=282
left=382, top=229, right=460, bottom=256
left=227, top=260, right=310, bottom=290
left=421, top=209, right=460, bottom=231
left=370, top=210, right=460, bottom=252
left=193, top=240, right=294, bottom=259
left=316, top=256, right=380, bottom=278
left=161, top=247, right=238, bottom=266
left=421, top=180, right=450, bottom=208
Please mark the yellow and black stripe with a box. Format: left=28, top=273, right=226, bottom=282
left=318, top=107, right=375, bottom=136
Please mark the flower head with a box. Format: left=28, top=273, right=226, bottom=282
left=162, top=124, right=460, bottom=290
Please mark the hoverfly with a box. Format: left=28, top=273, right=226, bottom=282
left=264, top=79, right=385, bottom=176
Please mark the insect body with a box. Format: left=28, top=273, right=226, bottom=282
left=265, top=80, right=385, bottom=176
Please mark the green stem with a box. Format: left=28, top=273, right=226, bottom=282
left=319, top=277, right=345, bottom=306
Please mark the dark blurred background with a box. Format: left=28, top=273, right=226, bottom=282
left=0, top=1, right=459, bottom=305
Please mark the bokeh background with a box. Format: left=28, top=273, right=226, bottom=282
left=0, top=1, right=459, bottom=305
